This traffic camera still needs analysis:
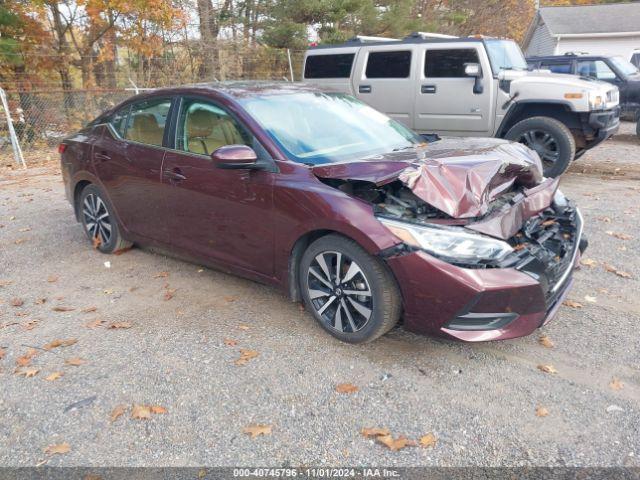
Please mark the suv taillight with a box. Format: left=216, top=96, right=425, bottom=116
left=58, top=144, right=67, bottom=154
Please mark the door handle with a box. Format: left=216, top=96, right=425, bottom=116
left=421, top=85, right=437, bottom=94
left=359, top=85, right=372, bottom=94
left=163, top=169, right=186, bottom=182
left=94, top=152, right=111, bottom=161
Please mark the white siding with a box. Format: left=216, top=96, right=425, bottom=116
left=525, top=22, right=557, bottom=57
left=557, top=36, right=640, bottom=60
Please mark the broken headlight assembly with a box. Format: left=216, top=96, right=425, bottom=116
left=377, top=217, right=514, bottom=265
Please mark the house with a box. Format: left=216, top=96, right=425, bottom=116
left=523, top=3, right=640, bottom=60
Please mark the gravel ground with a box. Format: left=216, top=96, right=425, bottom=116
left=0, top=127, right=639, bottom=468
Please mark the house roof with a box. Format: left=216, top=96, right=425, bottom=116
left=538, top=3, right=640, bottom=35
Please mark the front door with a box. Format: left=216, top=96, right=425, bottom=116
left=92, top=97, right=173, bottom=241
left=413, top=45, right=494, bottom=135
left=161, top=97, right=275, bottom=277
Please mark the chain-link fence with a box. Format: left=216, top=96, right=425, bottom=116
left=0, top=46, right=306, bottom=168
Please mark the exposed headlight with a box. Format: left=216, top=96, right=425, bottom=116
left=588, top=91, right=604, bottom=110
left=378, top=217, right=513, bottom=264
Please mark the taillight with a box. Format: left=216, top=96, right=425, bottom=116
left=58, top=143, right=67, bottom=154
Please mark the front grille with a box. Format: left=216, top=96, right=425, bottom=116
left=499, top=203, right=581, bottom=308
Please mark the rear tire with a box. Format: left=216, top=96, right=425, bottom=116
left=78, top=184, right=131, bottom=254
left=299, top=234, right=401, bottom=344
left=505, top=116, right=575, bottom=178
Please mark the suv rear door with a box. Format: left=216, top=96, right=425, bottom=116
left=413, top=43, right=494, bottom=135
left=352, top=45, right=417, bottom=128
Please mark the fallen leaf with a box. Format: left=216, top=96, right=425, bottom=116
left=584, top=295, right=597, bottom=303
left=223, top=296, right=236, bottom=303
left=164, top=289, right=176, bottom=301
left=335, top=383, right=359, bottom=394
left=44, top=442, right=70, bottom=455
left=35, top=298, right=46, bottom=305
left=615, top=270, right=632, bottom=279
left=154, top=271, right=169, bottom=278
left=419, top=433, right=437, bottom=448
left=243, top=424, right=272, bottom=438
left=224, top=338, right=238, bottom=346
left=113, top=246, right=133, bottom=255
left=0, top=280, right=12, bottom=287
left=606, top=231, right=632, bottom=240
left=562, top=300, right=583, bottom=309
left=43, top=338, right=77, bottom=350
left=18, top=227, right=31, bottom=232
left=85, top=319, right=106, bottom=329
left=22, top=320, right=38, bottom=331
left=609, top=377, right=624, bottom=391
left=14, top=238, right=27, bottom=245
left=580, top=258, right=598, bottom=267
left=16, top=367, right=39, bottom=378
left=81, top=306, right=98, bottom=313
left=150, top=405, right=167, bottom=414
left=376, top=434, right=416, bottom=451
left=361, top=427, right=391, bottom=438
left=597, top=216, right=611, bottom=223
left=538, top=334, right=554, bottom=348
left=52, top=306, right=75, bottom=312
left=45, top=371, right=64, bottom=381
left=537, top=364, right=558, bottom=374
left=108, top=322, right=132, bottom=329
left=92, top=235, right=102, bottom=249
left=16, top=348, right=37, bottom=366
left=238, top=324, right=249, bottom=331
left=235, top=349, right=259, bottom=366
left=536, top=406, right=549, bottom=417
left=10, top=298, right=24, bottom=307
left=65, top=357, right=86, bottom=366
left=47, top=275, right=58, bottom=283
left=131, top=404, right=152, bottom=420
left=603, top=263, right=633, bottom=278
left=0, top=348, right=5, bottom=360
left=110, top=404, right=127, bottom=422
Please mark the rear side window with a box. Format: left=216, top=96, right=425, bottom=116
left=541, top=61, right=572, bottom=74
left=304, top=54, right=355, bottom=79
left=631, top=53, right=640, bottom=68
left=109, top=106, right=130, bottom=138
left=425, top=49, right=479, bottom=77
left=577, top=60, right=616, bottom=80
left=365, top=50, right=412, bottom=78
left=124, top=99, right=171, bottom=146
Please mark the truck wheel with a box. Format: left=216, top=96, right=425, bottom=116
left=504, top=116, right=575, bottom=177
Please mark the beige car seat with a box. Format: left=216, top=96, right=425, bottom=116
left=129, top=113, right=164, bottom=146
left=186, top=109, right=245, bottom=155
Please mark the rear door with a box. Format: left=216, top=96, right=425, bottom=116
left=413, top=44, right=494, bottom=135
left=352, top=45, right=416, bottom=128
left=92, top=97, right=174, bottom=242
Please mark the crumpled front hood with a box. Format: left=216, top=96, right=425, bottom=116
left=312, top=137, right=559, bottom=240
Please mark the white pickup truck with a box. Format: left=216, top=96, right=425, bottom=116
left=302, top=33, right=620, bottom=177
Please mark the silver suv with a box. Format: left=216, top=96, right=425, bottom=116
left=303, top=33, right=620, bottom=177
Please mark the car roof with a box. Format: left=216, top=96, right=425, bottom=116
left=527, top=54, right=612, bottom=61
left=130, top=81, right=321, bottom=100
left=308, top=35, right=491, bottom=51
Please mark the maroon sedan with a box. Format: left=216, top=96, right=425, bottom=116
left=60, top=83, right=586, bottom=343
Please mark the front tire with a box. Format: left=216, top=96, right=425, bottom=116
left=299, top=234, right=401, bottom=343
left=78, top=184, right=131, bottom=254
left=505, top=116, right=575, bottom=178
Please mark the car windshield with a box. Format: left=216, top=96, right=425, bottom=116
left=610, top=56, right=639, bottom=77
left=238, top=92, right=424, bottom=164
left=485, top=39, right=528, bottom=72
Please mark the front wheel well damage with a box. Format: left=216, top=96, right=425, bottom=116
left=73, top=180, right=92, bottom=221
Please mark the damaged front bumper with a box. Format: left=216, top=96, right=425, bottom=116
left=384, top=200, right=585, bottom=341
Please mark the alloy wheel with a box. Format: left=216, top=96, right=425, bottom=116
left=82, top=193, right=112, bottom=246
left=306, top=251, right=373, bottom=334
left=518, top=130, right=559, bottom=168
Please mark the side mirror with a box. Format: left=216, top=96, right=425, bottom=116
left=464, top=63, right=484, bottom=94
left=211, top=145, right=259, bottom=169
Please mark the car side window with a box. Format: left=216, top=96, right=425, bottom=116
left=424, top=49, right=480, bottom=78
left=109, top=106, right=130, bottom=138
left=541, top=61, right=572, bottom=74
left=365, top=50, right=412, bottom=78
left=304, top=54, right=355, bottom=79
left=631, top=53, right=640, bottom=68
left=123, top=98, right=171, bottom=146
left=577, top=60, right=616, bottom=80
left=176, top=99, right=252, bottom=156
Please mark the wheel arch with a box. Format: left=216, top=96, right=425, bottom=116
left=497, top=102, right=581, bottom=138
left=73, top=180, right=92, bottom=221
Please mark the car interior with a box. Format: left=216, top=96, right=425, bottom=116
left=182, top=104, right=246, bottom=155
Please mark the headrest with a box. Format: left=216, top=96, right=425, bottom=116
left=132, top=113, right=159, bottom=131
left=187, top=109, right=218, bottom=138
